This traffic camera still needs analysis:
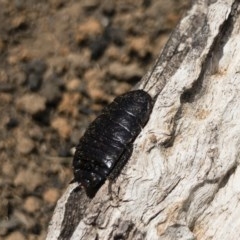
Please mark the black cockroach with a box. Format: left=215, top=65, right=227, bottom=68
left=72, top=90, right=153, bottom=197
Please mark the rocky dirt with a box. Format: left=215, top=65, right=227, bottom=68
left=0, top=0, right=190, bottom=239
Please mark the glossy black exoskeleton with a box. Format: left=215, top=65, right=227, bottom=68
left=72, top=90, right=153, bottom=197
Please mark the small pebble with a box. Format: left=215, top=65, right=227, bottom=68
left=113, top=82, right=131, bottom=96
left=17, top=136, right=35, bottom=155
left=76, top=18, right=103, bottom=43
left=82, top=0, right=99, bottom=10
left=5, top=118, right=19, bottom=130
left=14, top=169, right=44, bottom=192
left=58, top=92, right=81, bottom=117
left=40, top=76, right=61, bottom=106
left=128, top=36, right=151, bottom=58
left=13, top=210, right=36, bottom=230
left=11, top=15, right=27, bottom=30
left=43, top=188, right=60, bottom=204
left=28, top=126, right=44, bottom=141
left=23, top=59, right=47, bottom=91
left=0, top=83, right=15, bottom=93
left=102, top=0, right=115, bottom=16
left=27, top=73, right=42, bottom=91
left=7, top=47, right=31, bottom=65
left=24, top=59, right=47, bottom=75
left=16, top=94, right=46, bottom=115
left=49, top=57, right=68, bottom=76
left=12, top=70, right=27, bottom=86
left=0, top=93, right=12, bottom=104
left=5, top=231, right=25, bottom=240
left=2, top=162, right=14, bottom=177
left=0, top=69, right=8, bottom=82
left=23, top=197, right=41, bottom=213
left=51, top=117, right=71, bottom=139
left=14, top=0, right=25, bottom=10
left=65, top=78, right=81, bottom=91
left=108, top=62, right=144, bottom=82
left=105, top=26, right=124, bottom=46
left=66, top=52, right=90, bottom=73
left=84, top=69, right=111, bottom=102
left=105, top=45, right=121, bottom=60
left=58, top=145, right=71, bottom=157
left=87, top=88, right=106, bottom=101
left=90, top=35, right=108, bottom=59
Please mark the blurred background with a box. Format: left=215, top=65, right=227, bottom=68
left=0, top=0, right=190, bottom=239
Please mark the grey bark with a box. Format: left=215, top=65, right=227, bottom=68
left=47, top=1, right=240, bottom=239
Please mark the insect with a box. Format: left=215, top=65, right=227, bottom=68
left=72, top=90, right=153, bottom=197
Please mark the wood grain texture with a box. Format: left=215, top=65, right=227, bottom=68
left=47, top=1, right=240, bottom=239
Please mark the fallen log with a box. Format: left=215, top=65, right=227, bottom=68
left=47, top=1, right=240, bottom=239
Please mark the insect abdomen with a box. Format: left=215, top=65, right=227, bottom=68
left=73, top=90, right=153, bottom=197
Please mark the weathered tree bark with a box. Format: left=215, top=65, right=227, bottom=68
left=47, top=1, right=240, bottom=239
